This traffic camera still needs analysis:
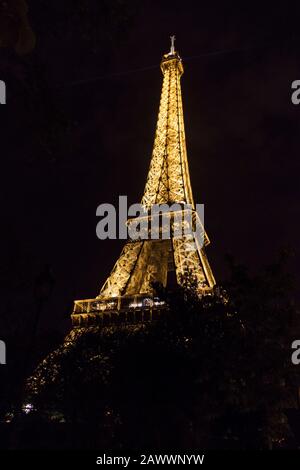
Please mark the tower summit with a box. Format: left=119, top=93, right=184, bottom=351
left=72, top=40, right=216, bottom=327
left=169, top=34, right=176, bottom=55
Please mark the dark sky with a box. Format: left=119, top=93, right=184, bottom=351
left=1, top=0, right=300, bottom=334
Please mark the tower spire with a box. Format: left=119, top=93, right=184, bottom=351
left=170, top=34, right=176, bottom=55
left=142, top=38, right=191, bottom=207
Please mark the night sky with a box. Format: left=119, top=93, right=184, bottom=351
left=1, top=0, right=300, bottom=335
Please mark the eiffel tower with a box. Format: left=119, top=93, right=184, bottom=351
left=72, top=37, right=216, bottom=327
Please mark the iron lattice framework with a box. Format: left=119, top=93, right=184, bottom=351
left=72, top=41, right=216, bottom=327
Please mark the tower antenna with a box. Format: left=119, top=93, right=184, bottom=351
left=170, top=35, right=176, bottom=54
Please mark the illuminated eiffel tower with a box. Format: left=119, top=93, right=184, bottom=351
left=72, top=37, right=216, bottom=327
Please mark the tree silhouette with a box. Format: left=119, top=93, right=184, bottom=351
left=19, top=252, right=300, bottom=449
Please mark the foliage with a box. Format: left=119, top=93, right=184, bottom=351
left=21, top=254, right=300, bottom=449
left=0, top=0, right=36, bottom=54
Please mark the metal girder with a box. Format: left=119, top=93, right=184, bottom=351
left=73, top=48, right=216, bottom=323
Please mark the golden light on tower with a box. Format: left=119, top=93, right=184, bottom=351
left=72, top=38, right=216, bottom=327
